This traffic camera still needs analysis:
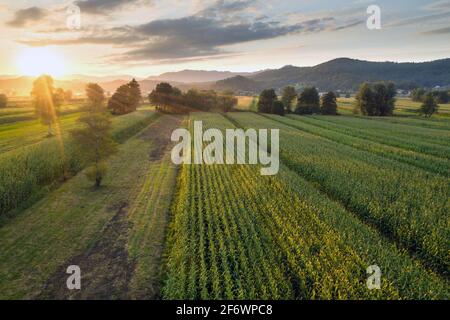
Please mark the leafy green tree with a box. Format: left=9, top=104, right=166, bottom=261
left=31, top=75, right=60, bottom=136
left=217, top=91, right=237, bottom=113
left=271, top=100, right=285, bottom=116
left=71, top=84, right=117, bottom=187
left=321, top=91, right=338, bottom=115
left=419, top=93, right=439, bottom=117
left=411, top=88, right=426, bottom=102
left=355, top=83, right=375, bottom=115
left=149, top=82, right=184, bottom=113
left=0, top=94, right=7, bottom=108
left=85, top=83, right=105, bottom=112
left=296, top=87, right=320, bottom=114
left=108, top=85, right=129, bottom=115
left=64, top=90, right=73, bottom=102
left=108, top=79, right=141, bottom=115
left=257, top=89, right=277, bottom=113
left=356, top=82, right=396, bottom=116
left=128, top=78, right=142, bottom=109
left=373, top=82, right=396, bottom=116
left=281, top=86, right=297, bottom=112
left=53, top=88, right=65, bottom=109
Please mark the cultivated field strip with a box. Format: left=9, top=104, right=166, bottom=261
left=292, top=116, right=450, bottom=159
left=308, top=115, right=450, bottom=148
left=262, top=114, right=450, bottom=177
left=0, top=110, right=159, bottom=217
left=226, top=112, right=449, bottom=277
left=275, top=165, right=448, bottom=299
left=369, top=116, right=450, bottom=131
left=162, top=112, right=449, bottom=299
left=223, top=112, right=448, bottom=298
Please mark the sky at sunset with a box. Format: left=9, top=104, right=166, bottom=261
left=1, top=0, right=449, bottom=77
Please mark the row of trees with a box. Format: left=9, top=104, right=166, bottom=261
left=411, top=88, right=449, bottom=104
left=30, top=75, right=141, bottom=136
left=30, top=75, right=118, bottom=187
left=356, top=82, right=441, bottom=117
left=148, top=82, right=237, bottom=114
left=257, top=87, right=338, bottom=116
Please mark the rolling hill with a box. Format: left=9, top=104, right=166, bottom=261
left=147, top=70, right=254, bottom=83
left=248, top=58, right=450, bottom=91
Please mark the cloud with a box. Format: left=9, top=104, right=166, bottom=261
left=21, top=12, right=335, bottom=60
left=120, top=16, right=332, bottom=61
left=422, top=26, right=450, bottom=35
left=332, top=19, right=364, bottom=31
left=6, top=7, right=47, bottom=27
left=19, top=26, right=146, bottom=46
left=74, top=0, right=150, bottom=15
left=423, top=0, right=450, bottom=11
left=14, top=0, right=363, bottom=63
left=197, top=0, right=258, bottom=17
left=387, top=12, right=450, bottom=27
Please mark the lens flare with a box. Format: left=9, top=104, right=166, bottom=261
left=17, top=47, right=66, bottom=77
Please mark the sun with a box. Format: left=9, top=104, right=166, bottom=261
left=17, top=47, right=67, bottom=77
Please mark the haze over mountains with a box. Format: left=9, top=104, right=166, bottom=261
left=1, top=58, right=450, bottom=96
left=146, top=70, right=257, bottom=83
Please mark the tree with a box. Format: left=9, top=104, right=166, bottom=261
left=257, top=89, right=277, bottom=113
left=411, top=88, right=426, bottom=102
left=281, top=86, right=297, bottom=112
left=419, top=93, right=439, bottom=117
left=271, top=100, right=285, bottom=116
left=432, top=90, right=449, bottom=104
left=85, top=83, right=105, bottom=112
left=149, top=82, right=184, bottom=113
left=321, top=91, right=338, bottom=115
left=373, top=82, right=396, bottom=116
left=296, top=87, right=320, bottom=114
left=355, top=83, right=375, bottom=116
left=31, top=75, right=60, bottom=136
left=0, top=94, right=7, bottom=108
left=217, top=91, right=237, bottom=113
left=128, top=78, right=142, bottom=109
left=108, top=79, right=141, bottom=115
left=71, top=84, right=117, bottom=187
left=355, top=82, right=396, bottom=116
left=53, top=88, right=65, bottom=109
left=108, top=85, right=129, bottom=115
left=64, top=90, right=73, bottom=102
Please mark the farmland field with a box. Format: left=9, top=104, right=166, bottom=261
left=0, top=106, right=448, bottom=300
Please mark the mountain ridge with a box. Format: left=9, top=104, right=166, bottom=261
left=1, top=58, right=450, bottom=96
